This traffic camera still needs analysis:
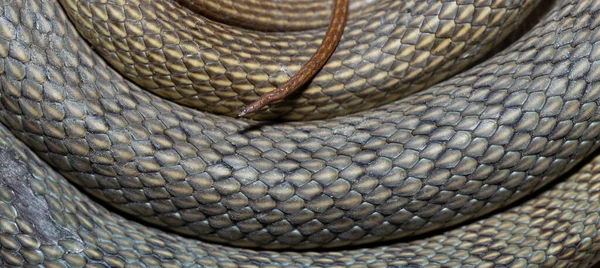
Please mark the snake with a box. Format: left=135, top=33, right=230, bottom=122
left=4, top=0, right=548, bottom=248
left=57, top=0, right=543, bottom=121
left=236, top=0, right=349, bottom=117
left=174, top=0, right=376, bottom=32
left=2, top=0, right=600, bottom=266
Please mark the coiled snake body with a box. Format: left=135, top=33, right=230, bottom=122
left=2, top=0, right=600, bottom=266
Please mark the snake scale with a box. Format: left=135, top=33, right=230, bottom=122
left=2, top=0, right=600, bottom=266
left=174, top=0, right=375, bottom=32
left=58, top=0, right=544, bottom=121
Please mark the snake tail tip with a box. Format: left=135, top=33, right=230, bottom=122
left=238, top=107, right=253, bottom=118
left=239, top=102, right=266, bottom=118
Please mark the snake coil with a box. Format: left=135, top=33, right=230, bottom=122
left=1, top=0, right=600, bottom=267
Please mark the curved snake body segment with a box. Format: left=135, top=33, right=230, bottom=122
left=176, top=0, right=375, bottom=32
left=1, top=100, right=600, bottom=267
left=59, top=0, right=539, bottom=120
left=238, top=0, right=349, bottom=117
left=3, top=0, right=600, bottom=266
left=2, top=0, right=600, bottom=250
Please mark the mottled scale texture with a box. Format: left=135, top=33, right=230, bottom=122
left=0, top=0, right=563, bottom=248
left=3, top=0, right=600, bottom=266
left=177, top=0, right=375, bottom=32
left=59, top=0, right=539, bottom=120
left=0, top=0, right=596, bottom=249
left=1, top=104, right=600, bottom=267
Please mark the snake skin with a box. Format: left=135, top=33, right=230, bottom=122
left=59, top=0, right=539, bottom=120
left=1, top=95, right=600, bottom=267
left=0, top=0, right=573, bottom=249
left=3, top=0, right=600, bottom=266
left=236, top=0, right=349, bottom=117
left=176, top=0, right=375, bottom=32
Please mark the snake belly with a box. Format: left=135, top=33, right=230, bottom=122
left=2, top=0, right=600, bottom=266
